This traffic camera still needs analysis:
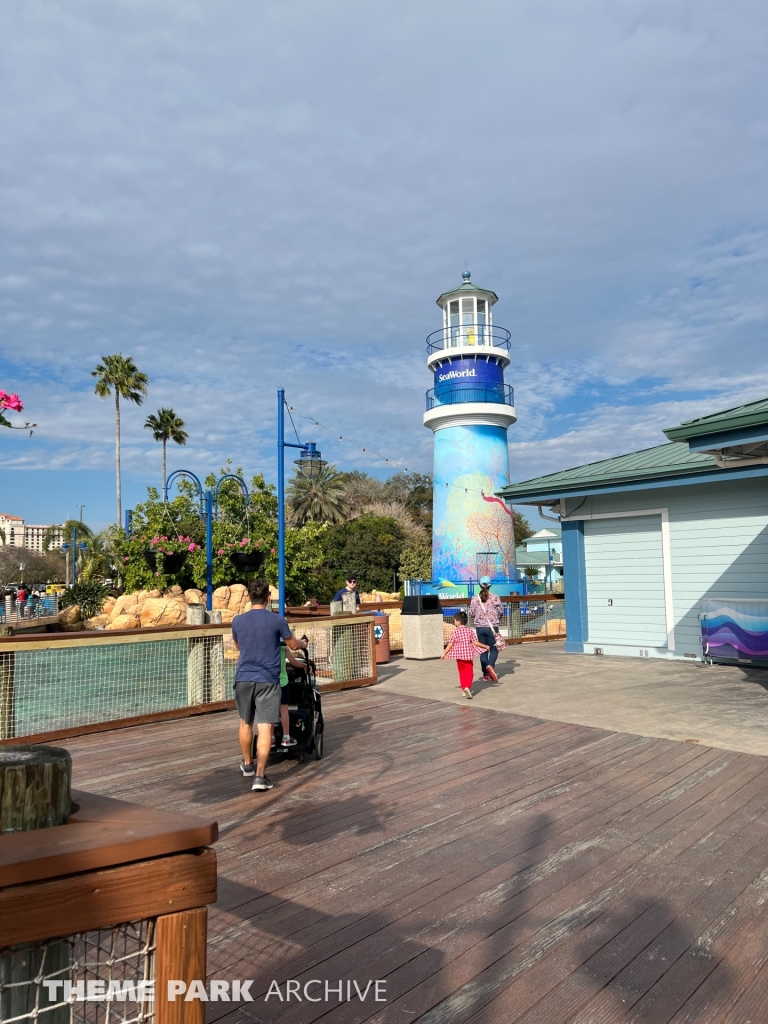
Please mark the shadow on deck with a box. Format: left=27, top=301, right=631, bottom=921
left=66, top=687, right=768, bottom=1024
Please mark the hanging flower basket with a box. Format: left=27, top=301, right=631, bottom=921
left=229, top=550, right=266, bottom=574
left=144, top=550, right=189, bottom=575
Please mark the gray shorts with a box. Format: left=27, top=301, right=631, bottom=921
left=234, top=680, right=281, bottom=725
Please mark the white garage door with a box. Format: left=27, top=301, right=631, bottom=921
left=584, top=515, right=668, bottom=648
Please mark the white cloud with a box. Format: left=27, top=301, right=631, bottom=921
left=1, top=0, right=767, bottom=496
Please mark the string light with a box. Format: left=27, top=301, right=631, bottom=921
left=287, top=404, right=515, bottom=508
left=287, top=406, right=410, bottom=471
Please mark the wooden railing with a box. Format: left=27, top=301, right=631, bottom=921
left=0, top=790, right=217, bottom=1024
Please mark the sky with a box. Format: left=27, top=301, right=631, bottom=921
left=1, top=0, right=768, bottom=531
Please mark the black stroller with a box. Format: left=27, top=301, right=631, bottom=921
left=255, top=645, right=325, bottom=764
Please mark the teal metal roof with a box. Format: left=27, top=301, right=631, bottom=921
left=664, top=396, right=768, bottom=442
left=436, top=271, right=498, bottom=308
left=499, top=442, right=718, bottom=502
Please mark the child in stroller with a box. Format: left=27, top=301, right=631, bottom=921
left=266, top=637, right=325, bottom=762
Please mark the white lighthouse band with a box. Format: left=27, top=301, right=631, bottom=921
left=425, top=271, right=518, bottom=585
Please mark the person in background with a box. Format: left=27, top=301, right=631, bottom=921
left=16, top=585, right=27, bottom=619
left=441, top=610, right=490, bottom=699
left=333, top=576, right=360, bottom=605
left=231, top=577, right=308, bottom=792
left=469, top=577, right=504, bottom=682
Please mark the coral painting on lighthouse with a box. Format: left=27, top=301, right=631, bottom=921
left=432, top=423, right=515, bottom=581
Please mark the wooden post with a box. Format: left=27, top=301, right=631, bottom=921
left=207, top=636, right=225, bottom=702
left=0, top=649, right=14, bottom=741
left=0, top=745, right=71, bottom=833
left=0, top=746, right=72, bottom=1024
left=154, top=908, right=208, bottom=1024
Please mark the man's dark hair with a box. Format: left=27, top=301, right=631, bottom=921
left=346, top=575, right=357, bottom=583
left=454, top=611, right=468, bottom=625
left=247, top=578, right=271, bottom=605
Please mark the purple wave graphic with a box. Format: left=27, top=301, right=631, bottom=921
left=703, top=620, right=768, bottom=658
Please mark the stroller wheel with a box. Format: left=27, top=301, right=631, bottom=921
left=315, top=732, right=324, bottom=760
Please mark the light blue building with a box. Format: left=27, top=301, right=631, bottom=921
left=423, top=272, right=518, bottom=584
left=516, top=528, right=563, bottom=589
left=499, top=398, right=768, bottom=662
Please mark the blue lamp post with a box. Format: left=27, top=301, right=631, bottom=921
left=145, top=470, right=252, bottom=612
left=277, top=388, right=325, bottom=616
left=61, top=526, right=88, bottom=586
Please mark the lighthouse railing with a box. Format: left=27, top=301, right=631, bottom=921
left=425, top=383, right=514, bottom=411
left=426, top=324, right=511, bottom=354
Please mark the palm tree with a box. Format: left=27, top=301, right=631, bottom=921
left=92, top=355, right=149, bottom=525
left=51, top=519, right=93, bottom=582
left=78, top=530, right=118, bottom=582
left=43, top=519, right=93, bottom=554
left=287, top=464, right=348, bottom=525
left=144, top=408, right=188, bottom=498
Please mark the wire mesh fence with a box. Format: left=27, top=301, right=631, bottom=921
left=439, top=597, right=566, bottom=642
left=0, top=920, right=155, bottom=1024
left=0, top=597, right=59, bottom=626
left=0, top=617, right=376, bottom=741
left=0, top=632, right=231, bottom=741
left=370, top=598, right=566, bottom=653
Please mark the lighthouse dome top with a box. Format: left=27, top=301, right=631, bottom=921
left=436, top=270, right=498, bottom=310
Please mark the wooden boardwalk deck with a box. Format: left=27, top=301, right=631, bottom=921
left=67, top=689, right=768, bottom=1024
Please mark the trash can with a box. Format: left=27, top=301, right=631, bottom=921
left=374, top=612, right=390, bottom=664
left=401, top=594, right=444, bottom=660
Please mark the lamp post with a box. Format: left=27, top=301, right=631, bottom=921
left=277, top=388, right=325, bottom=616
left=161, top=470, right=250, bottom=612
left=61, top=527, right=87, bottom=586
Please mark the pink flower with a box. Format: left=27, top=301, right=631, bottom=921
left=217, top=548, right=225, bottom=555
left=151, top=536, right=160, bottom=545
left=239, top=538, right=248, bottom=547
left=161, top=536, right=167, bottom=541
left=188, top=543, right=196, bottom=551
left=270, top=548, right=276, bottom=554
left=0, top=391, right=23, bottom=412
left=123, top=556, right=130, bottom=562
left=178, top=536, right=184, bottom=543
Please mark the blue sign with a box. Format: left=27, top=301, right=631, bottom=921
left=433, top=357, right=504, bottom=388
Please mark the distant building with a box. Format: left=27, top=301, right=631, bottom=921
left=0, top=513, right=64, bottom=553
left=516, top=528, right=563, bottom=588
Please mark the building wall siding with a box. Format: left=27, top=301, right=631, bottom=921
left=584, top=515, right=667, bottom=647
left=563, top=476, right=768, bottom=659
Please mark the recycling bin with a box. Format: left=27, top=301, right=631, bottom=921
left=374, top=612, right=390, bottom=664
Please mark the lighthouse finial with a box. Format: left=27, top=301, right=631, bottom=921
left=462, top=269, right=471, bottom=281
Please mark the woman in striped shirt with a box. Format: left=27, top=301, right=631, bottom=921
left=469, top=577, right=503, bottom=682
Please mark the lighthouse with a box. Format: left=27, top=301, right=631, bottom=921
left=424, top=271, right=517, bottom=585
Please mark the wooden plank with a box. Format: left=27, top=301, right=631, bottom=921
left=0, top=790, right=217, bottom=886
left=0, top=849, right=216, bottom=945
left=155, top=908, right=208, bottom=1024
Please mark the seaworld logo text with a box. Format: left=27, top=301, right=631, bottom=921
left=437, top=368, right=477, bottom=382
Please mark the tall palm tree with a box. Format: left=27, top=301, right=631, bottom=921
left=287, top=464, right=348, bottom=525
left=144, top=408, right=188, bottom=498
left=92, top=355, right=149, bottom=525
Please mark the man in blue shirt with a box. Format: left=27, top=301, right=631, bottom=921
left=333, top=575, right=361, bottom=605
left=231, top=578, right=307, bottom=792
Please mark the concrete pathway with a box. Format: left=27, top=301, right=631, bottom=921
left=375, top=641, right=768, bottom=756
